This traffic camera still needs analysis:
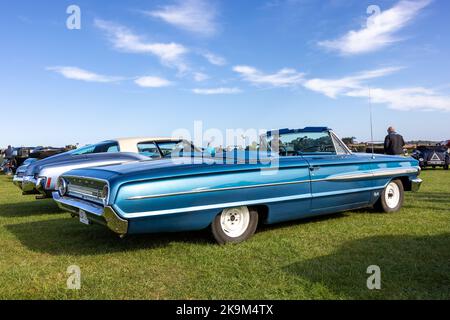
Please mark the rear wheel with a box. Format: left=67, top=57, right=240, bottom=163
left=211, top=206, right=258, bottom=244
left=374, top=179, right=404, bottom=213
left=444, top=164, right=449, bottom=170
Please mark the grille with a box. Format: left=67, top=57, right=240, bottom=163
left=66, top=177, right=107, bottom=205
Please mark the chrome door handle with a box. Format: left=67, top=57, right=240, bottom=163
left=309, top=166, right=320, bottom=171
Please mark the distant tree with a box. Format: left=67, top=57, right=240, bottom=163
left=342, top=137, right=356, bottom=146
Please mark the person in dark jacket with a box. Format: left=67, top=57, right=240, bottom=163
left=384, top=127, right=405, bottom=155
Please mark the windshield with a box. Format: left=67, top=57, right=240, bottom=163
left=157, top=140, right=199, bottom=157
left=263, top=131, right=337, bottom=156
left=69, top=141, right=120, bottom=155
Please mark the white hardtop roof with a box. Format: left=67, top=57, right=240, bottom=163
left=113, top=137, right=185, bottom=144
left=106, top=137, right=189, bottom=153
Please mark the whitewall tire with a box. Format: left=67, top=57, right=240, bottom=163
left=375, top=179, right=404, bottom=213
left=211, top=206, right=258, bottom=244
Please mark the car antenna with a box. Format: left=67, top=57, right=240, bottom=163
left=369, top=87, right=375, bottom=159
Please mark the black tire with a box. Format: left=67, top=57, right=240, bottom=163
left=374, top=179, right=404, bottom=213
left=211, top=206, right=258, bottom=244
left=444, top=165, right=449, bottom=170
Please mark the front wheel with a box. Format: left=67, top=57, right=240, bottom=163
left=374, top=179, right=404, bottom=213
left=211, top=206, right=258, bottom=244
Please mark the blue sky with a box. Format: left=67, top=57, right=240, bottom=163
left=1, top=0, right=449, bottom=148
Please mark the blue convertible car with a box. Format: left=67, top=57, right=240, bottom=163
left=53, top=127, right=422, bottom=244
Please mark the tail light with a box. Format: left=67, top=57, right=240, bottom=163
left=45, top=177, right=52, bottom=189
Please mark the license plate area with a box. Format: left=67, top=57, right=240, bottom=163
left=79, top=209, right=90, bottom=225
left=428, top=161, right=443, bottom=165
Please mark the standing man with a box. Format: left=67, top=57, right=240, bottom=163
left=384, top=127, right=405, bottom=155
left=3, top=145, right=14, bottom=174
left=4, top=145, right=13, bottom=160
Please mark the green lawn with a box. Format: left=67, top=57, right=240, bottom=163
left=0, top=170, right=449, bottom=299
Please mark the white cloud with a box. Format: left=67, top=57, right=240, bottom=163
left=303, top=67, right=402, bottom=98
left=346, top=87, right=450, bottom=111
left=47, top=66, right=122, bottom=83
left=202, top=52, right=226, bottom=66
left=193, top=72, right=209, bottom=82
left=95, top=19, right=189, bottom=72
left=135, top=76, right=172, bottom=88
left=319, top=0, right=431, bottom=55
left=233, top=65, right=305, bottom=87
left=301, top=67, right=450, bottom=111
left=145, top=0, right=217, bottom=36
left=192, top=87, right=241, bottom=95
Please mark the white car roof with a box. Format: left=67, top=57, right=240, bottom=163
left=114, top=137, right=186, bottom=153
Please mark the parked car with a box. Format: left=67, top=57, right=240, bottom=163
left=28, top=146, right=72, bottom=160
left=441, top=140, right=450, bottom=149
left=7, top=147, right=34, bottom=173
left=12, top=158, right=38, bottom=188
left=53, top=127, right=422, bottom=244
left=411, top=145, right=449, bottom=170
left=21, top=137, right=199, bottom=197
left=7, top=146, right=72, bottom=173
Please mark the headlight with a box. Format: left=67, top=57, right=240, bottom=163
left=419, top=158, right=424, bottom=162
left=57, top=177, right=68, bottom=196
left=101, top=185, right=109, bottom=205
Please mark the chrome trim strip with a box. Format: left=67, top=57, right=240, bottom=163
left=327, top=167, right=419, bottom=181
left=122, top=193, right=312, bottom=218
left=326, top=171, right=373, bottom=181
left=126, top=167, right=419, bottom=200
left=127, top=179, right=310, bottom=200
left=312, top=186, right=381, bottom=198
left=372, top=167, right=419, bottom=177
left=121, top=184, right=382, bottom=218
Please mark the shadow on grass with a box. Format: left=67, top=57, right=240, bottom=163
left=0, top=199, right=62, bottom=217
left=410, top=192, right=450, bottom=204
left=283, top=233, right=450, bottom=299
left=6, top=217, right=211, bottom=256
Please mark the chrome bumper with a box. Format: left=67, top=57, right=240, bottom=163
left=22, top=176, right=46, bottom=194
left=13, top=175, right=24, bottom=189
left=52, top=192, right=128, bottom=236
left=410, top=178, right=423, bottom=192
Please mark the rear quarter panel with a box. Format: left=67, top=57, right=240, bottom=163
left=370, top=155, right=420, bottom=195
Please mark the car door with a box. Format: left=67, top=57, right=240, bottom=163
left=301, top=132, right=374, bottom=214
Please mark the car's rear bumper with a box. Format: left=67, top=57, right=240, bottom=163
left=22, top=175, right=50, bottom=196
left=410, top=178, right=423, bottom=192
left=22, top=176, right=41, bottom=194
left=419, top=158, right=447, bottom=167
left=52, top=192, right=128, bottom=236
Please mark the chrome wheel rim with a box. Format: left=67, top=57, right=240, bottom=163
left=385, top=182, right=400, bottom=209
left=220, top=206, right=250, bottom=238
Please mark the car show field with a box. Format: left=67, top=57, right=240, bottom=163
left=0, top=169, right=448, bottom=299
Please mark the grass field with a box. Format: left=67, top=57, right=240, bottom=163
left=0, top=170, right=449, bottom=300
